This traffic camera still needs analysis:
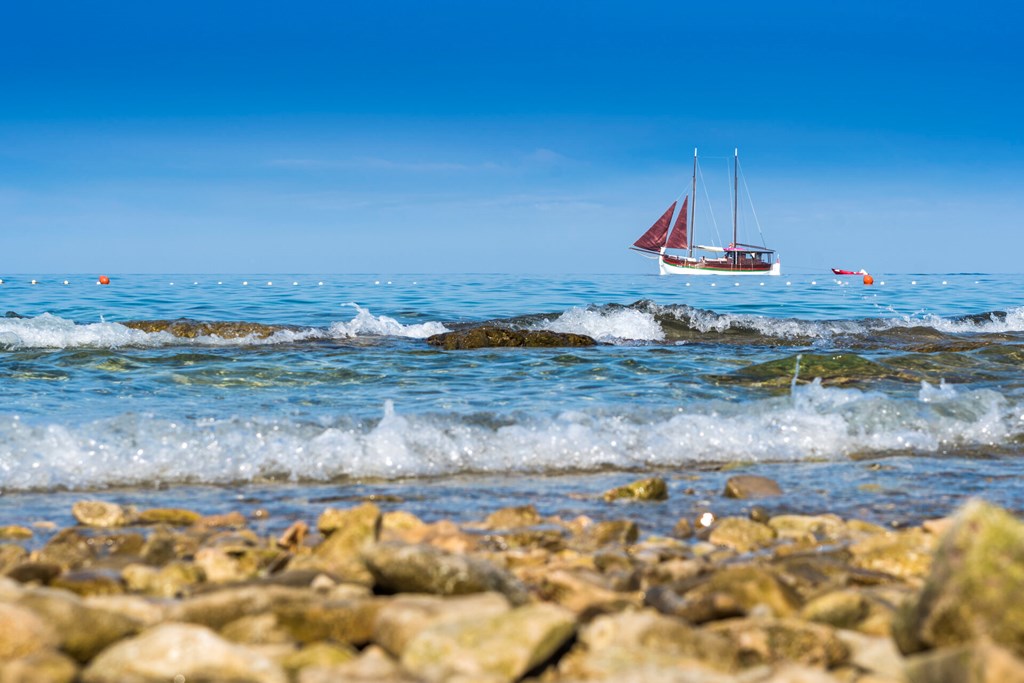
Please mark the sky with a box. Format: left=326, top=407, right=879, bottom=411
left=1, top=1, right=1022, bottom=275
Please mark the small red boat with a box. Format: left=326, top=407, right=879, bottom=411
left=832, top=268, right=867, bottom=276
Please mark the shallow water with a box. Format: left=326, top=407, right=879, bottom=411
left=2, top=273, right=1023, bottom=539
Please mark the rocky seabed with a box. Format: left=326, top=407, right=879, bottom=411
left=2, top=474, right=1024, bottom=683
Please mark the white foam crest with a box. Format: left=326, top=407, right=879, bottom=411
left=0, top=314, right=325, bottom=349
left=914, top=307, right=1024, bottom=334
left=678, top=307, right=862, bottom=339
left=329, top=303, right=448, bottom=339
left=534, top=307, right=664, bottom=342
left=0, top=314, right=170, bottom=349
left=1, top=384, right=1018, bottom=491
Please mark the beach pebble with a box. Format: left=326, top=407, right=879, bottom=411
left=0, top=525, right=33, bottom=540
left=305, top=503, right=381, bottom=586
left=571, top=519, right=639, bottom=551
left=903, top=638, right=1024, bottom=683
left=723, top=474, right=783, bottom=499
left=0, top=602, right=59, bottom=661
left=557, top=609, right=738, bottom=679
left=0, top=649, right=78, bottom=683
left=707, top=516, right=777, bottom=553
left=80, top=623, right=287, bottom=683
left=799, top=589, right=870, bottom=629
left=704, top=617, right=849, bottom=668
left=135, top=508, right=201, bottom=526
left=380, top=510, right=429, bottom=543
left=17, top=588, right=141, bottom=662
left=365, top=542, right=530, bottom=606
left=280, top=641, right=357, bottom=676
left=50, top=569, right=126, bottom=598
left=768, top=514, right=848, bottom=544
left=848, top=527, right=935, bottom=580
left=166, top=585, right=313, bottom=631
left=298, top=645, right=414, bottom=683
left=196, top=511, right=248, bottom=529
left=602, top=476, right=668, bottom=502
left=71, top=501, right=133, bottom=528
left=274, top=596, right=383, bottom=646
left=373, top=592, right=511, bottom=657
left=483, top=504, right=542, bottom=530
left=687, top=564, right=800, bottom=618
left=0, top=545, right=29, bottom=576
left=400, top=602, right=576, bottom=683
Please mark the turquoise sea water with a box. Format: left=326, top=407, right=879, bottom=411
left=2, top=273, right=1023, bottom=539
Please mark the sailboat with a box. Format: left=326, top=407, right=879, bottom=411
left=631, top=149, right=780, bottom=276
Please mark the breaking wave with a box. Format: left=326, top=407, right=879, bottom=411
left=2, top=382, right=1018, bottom=492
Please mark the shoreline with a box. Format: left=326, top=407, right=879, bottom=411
left=3, top=474, right=1024, bottom=681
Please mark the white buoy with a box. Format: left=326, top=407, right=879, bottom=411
left=31, top=279, right=37, bottom=285
left=911, top=280, right=917, bottom=285
left=217, top=281, right=223, bottom=285
left=318, top=281, right=324, bottom=286
left=711, top=282, right=716, bottom=287
left=942, top=280, right=947, bottom=285
left=293, top=281, right=298, bottom=286
left=243, top=281, right=249, bottom=286
left=374, top=280, right=380, bottom=285
left=193, top=281, right=198, bottom=285
left=811, top=280, right=817, bottom=285
left=685, top=282, right=690, bottom=287
left=63, top=280, right=69, bottom=285
left=734, top=282, right=740, bottom=286
left=786, top=281, right=791, bottom=285
left=169, top=282, right=174, bottom=286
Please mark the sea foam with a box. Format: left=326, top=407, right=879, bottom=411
left=1, top=381, right=1016, bottom=492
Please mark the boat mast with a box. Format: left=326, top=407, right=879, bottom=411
left=732, top=148, right=738, bottom=261
left=689, top=147, right=697, bottom=258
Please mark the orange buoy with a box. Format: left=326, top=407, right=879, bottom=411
left=863, top=274, right=874, bottom=285
left=98, top=275, right=110, bottom=285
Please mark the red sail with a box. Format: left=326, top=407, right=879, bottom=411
left=665, top=196, right=689, bottom=250
left=633, top=201, right=676, bottom=252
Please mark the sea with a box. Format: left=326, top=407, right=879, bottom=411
left=2, top=273, right=1023, bottom=544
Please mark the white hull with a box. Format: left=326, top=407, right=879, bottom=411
left=659, top=257, right=782, bottom=276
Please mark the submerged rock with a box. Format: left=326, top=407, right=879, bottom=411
left=426, top=326, right=596, bottom=350
left=602, top=477, right=668, bottom=502
left=723, top=474, right=783, bottom=499
left=121, top=318, right=293, bottom=339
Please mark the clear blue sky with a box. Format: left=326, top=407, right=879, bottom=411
left=1, top=1, right=1021, bottom=274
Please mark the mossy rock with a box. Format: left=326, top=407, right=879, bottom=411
left=718, top=353, right=905, bottom=388
left=426, top=326, right=596, bottom=350
left=602, top=477, right=668, bottom=502
left=122, top=319, right=292, bottom=339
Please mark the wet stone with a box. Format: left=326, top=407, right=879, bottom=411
left=426, top=326, right=597, bottom=350
left=71, top=501, right=133, bottom=528
left=602, top=476, right=668, bottom=502
left=0, top=526, right=33, bottom=541
left=723, top=475, right=783, bottom=499
left=135, top=507, right=202, bottom=526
